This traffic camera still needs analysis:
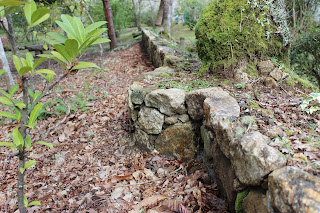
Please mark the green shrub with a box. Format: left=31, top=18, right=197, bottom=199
left=195, top=0, right=290, bottom=75
left=290, top=25, right=320, bottom=87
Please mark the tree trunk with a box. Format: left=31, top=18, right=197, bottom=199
left=102, top=0, right=117, bottom=50
left=137, top=0, right=142, bottom=30
left=162, top=0, right=173, bottom=33
left=6, top=13, right=19, bottom=56
left=155, top=0, right=164, bottom=27
left=132, top=0, right=139, bottom=28
left=0, top=38, right=15, bottom=91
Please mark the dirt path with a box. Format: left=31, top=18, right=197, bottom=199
left=0, top=44, right=227, bottom=212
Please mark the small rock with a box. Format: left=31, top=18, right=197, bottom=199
left=178, top=114, right=189, bottom=123
left=164, top=116, right=178, bottom=125
left=243, top=190, right=268, bottom=213
left=270, top=67, right=283, bottom=81
left=234, top=70, right=249, bottom=85
left=138, top=107, right=164, bottom=134
left=245, top=83, right=253, bottom=90
left=258, top=60, right=275, bottom=76
left=264, top=77, right=278, bottom=88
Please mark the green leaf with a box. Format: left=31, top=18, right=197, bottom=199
left=14, top=108, right=22, bottom=121
left=12, top=128, right=23, bottom=148
left=0, top=89, right=10, bottom=98
left=26, top=52, right=34, bottom=67
left=34, top=141, right=53, bottom=149
left=25, top=135, right=31, bottom=149
left=23, top=195, right=28, bottom=208
left=0, top=69, right=5, bottom=77
left=54, top=44, right=71, bottom=62
left=0, top=96, right=13, bottom=105
left=23, top=1, right=36, bottom=25
left=33, top=91, right=42, bottom=103
left=65, top=39, right=79, bottom=59
left=18, top=66, right=33, bottom=76
left=46, top=74, right=54, bottom=83
left=28, top=88, right=34, bottom=99
left=72, top=16, right=85, bottom=43
left=20, top=167, right=25, bottom=174
left=33, top=57, right=46, bottom=69
left=25, top=160, right=36, bottom=169
left=30, top=8, right=50, bottom=28
left=9, top=84, right=19, bottom=98
left=47, top=32, right=68, bottom=43
left=0, top=142, right=16, bottom=151
left=28, top=201, right=41, bottom=207
left=72, top=62, right=99, bottom=70
left=28, top=103, right=43, bottom=129
left=85, top=21, right=106, bottom=35
left=13, top=55, right=22, bottom=72
left=35, top=69, right=56, bottom=76
left=21, top=58, right=28, bottom=67
left=0, top=0, right=25, bottom=6
left=15, top=101, right=26, bottom=109
left=91, top=37, right=110, bottom=45
left=51, top=51, right=68, bottom=63
left=0, top=111, right=17, bottom=120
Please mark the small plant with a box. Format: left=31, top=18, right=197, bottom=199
left=0, top=1, right=109, bottom=212
left=300, top=93, right=320, bottom=114
left=234, top=83, right=245, bottom=89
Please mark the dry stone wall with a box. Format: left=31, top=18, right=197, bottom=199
left=131, top=28, right=320, bottom=213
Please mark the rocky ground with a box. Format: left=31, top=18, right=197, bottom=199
left=0, top=43, right=228, bottom=212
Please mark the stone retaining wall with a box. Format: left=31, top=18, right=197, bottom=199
left=129, top=29, right=320, bottom=213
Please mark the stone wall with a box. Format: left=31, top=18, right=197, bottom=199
left=129, top=29, right=320, bottom=213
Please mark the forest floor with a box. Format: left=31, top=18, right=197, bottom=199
left=0, top=43, right=228, bottom=212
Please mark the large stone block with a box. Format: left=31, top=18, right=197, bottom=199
left=138, top=107, right=164, bottom=134
left=269, top=166, right=320, bottom=213
left=258, top=60, right=275, bottom=76
left=203, top=90, right=240, bottom=127
left=186, top=87, right=228, bottom=121
left=145, top=89, right=186, bottom=116
left=155, top=122, right=196, bottom=161
left=133, top=126, right=154, bottom=151
left=230, top=132, right=287, bottom=186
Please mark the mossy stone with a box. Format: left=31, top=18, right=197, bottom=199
left=195, top=0, right=289, bottom=75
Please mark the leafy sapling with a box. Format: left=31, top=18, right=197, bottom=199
left=0, top=1, right=110, bottom=212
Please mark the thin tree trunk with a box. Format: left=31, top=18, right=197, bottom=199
left=17, top=77, right=29, bottom=213
left=137, top=0, right=142, bottom=30
left=132, top=0, right=139, bottom=28
left=6, top=13, right=19, bottom=56
left=0, top=38, right=14, bottom=91
left=155, top=0, right=164, bottom=27
left=81, top=0, right=103, bottom=56
left=102, top=0, right=117, bottom=50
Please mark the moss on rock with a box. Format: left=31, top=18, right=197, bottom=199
left=195, top=0, right=290, bottom=75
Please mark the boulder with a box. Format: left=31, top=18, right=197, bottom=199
left=186, top=87, right=238, bottom=121
left=155, top=122, right=196, bottom=161
left=243, top=190, right=268, bottom=213
left=178, top=114, right=189, bottom=123
left=269, top=166, right=320, bottom=213
left=258, top=60, right=275, bottom=76
left=270, top=67, right=283, bottom=81
left=230, top=131, right=287, bottom=185
left=145, top=89, right=186, bottom=116
left=138, top=107, right=164, bottom=134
